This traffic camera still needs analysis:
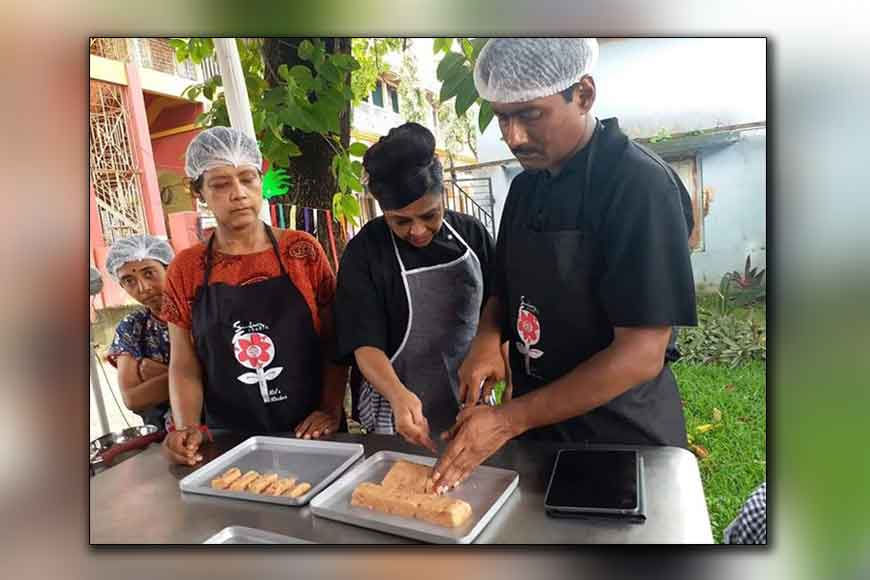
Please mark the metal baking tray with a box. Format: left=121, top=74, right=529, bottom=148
left=203, top=526, right=313, bottom=544
left=309, top=450, right=519, bottom=544
left=179, top=436, right=364, bottom=506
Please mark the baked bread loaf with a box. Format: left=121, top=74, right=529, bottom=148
left=286, top=481, right=312, bottom=498
left=228, top=470, right=260, bottom=491
left=247, top=473, right=279, bottom=494
left=381, top=460, right=434, bottom=494
left=351, top=481, right=472, bottom=528
left=210, top=467, right=242, bottom=490
left=263, top=477, right=296, bottom=496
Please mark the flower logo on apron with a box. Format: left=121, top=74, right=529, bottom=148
left=233, top=332, right=285, bottom=403
left=516, top=296, right=544, bottom=376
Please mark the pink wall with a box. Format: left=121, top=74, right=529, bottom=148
left=152, top=129, right=199, bottom=174
left=124, top=63, right=166, bottom=239
left=151, top=100, right=201, bottom=134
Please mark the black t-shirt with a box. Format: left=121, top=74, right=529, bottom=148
left=334, top=210, right=495, bottom=365
left=494, top=117, right=697, bottom=341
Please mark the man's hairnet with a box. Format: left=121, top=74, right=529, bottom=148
left=184, top=126, right=263, bottom=179
left=105, top=234, right=175, bottom=280
left=473, top=38, right=599, bottom=104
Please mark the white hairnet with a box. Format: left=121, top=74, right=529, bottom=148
left=105, top=234, right=174, bottom=280
left=473, top=38, right=599, bottom=103
left=184, top=126, right=263, bottom=179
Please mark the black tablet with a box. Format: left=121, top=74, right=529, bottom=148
left=544, top=448, right=643, bottom=518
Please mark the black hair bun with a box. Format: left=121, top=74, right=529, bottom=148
left=362, top=122, right=444, bottom=210
left=363, top=122, right=436, bottom=180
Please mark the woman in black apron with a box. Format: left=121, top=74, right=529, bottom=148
left=334, top=123, right=494, bottom=451
left=161, top=127, right=347, bottom=465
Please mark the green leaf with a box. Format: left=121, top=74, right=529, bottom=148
left=183, top=84, right=202, bottom=100
left=168, top=39, right=187, bottom=51
left=346, top=173, right=363, bottom=192
left=279, top=105, right=312, bottom=132
left=461, top=38, right=474, bottom=60
left=313, top=105, right=340, bottom=133
left=348, top=142, right=368, bottom=157
left=341, top=194, right=362, bottom=217
left=478, top=100, right=494, bottom=132
left=433, top=37, right=452, bottom=54
left=351, top=160, right=363, bottom=175
left=332, top=54, right=360, bottom=71
left=202, top=83, right=215, bottom=101
left=252, top=110, right=266, bottom=132
left=315, top=90, right=345, bottom=119
left=175, top=45, right=189, bottom=63
left=439, top=62, right=469, bottom=103
left=332, top=192, right=344, bottom=216
left=298, top=40, right=315, bottom=61
left=288, top=65, right=314, bottom=87
left=262, top=87, right=285, bottom=109
left=454, top=74, right=478, bottom=116
left=278, top=64, right=290, bottom=81
left=437, top=52, right=466, bottom=81
left=471, top=38, right=488, bottom=61
left=319, top=61, right=340, bottom=83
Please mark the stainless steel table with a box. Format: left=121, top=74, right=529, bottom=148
left=90, top=432, right=712, bottom=544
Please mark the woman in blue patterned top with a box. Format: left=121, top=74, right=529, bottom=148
left=105, top=234, right=174, bottom=430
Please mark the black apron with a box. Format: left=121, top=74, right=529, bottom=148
left=504, top=120, right=687, bottom=447
left=192, top=225, right=322, bottom=434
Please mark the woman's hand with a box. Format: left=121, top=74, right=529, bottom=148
left=138, top=357, right=169, bottom=381
left=294, top=410, right=340, bottom=439
left=389, top=388, right=436, bottom=452
left=162, top=426, right=204, bottom=465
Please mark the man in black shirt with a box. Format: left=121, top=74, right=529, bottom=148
left=431, top=38, right=697, bottom=494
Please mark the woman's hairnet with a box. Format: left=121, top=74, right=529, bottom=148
left=473, top=38, right=599, bottom=103
left=105, top=234, right=175, bottom=280
left=184, top=126, right=263, bottom=179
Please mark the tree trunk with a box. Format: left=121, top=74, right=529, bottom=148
left=261, top=37, right=351, bottom=264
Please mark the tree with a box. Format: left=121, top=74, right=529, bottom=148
left=170, top=37, right=376, bottom=254
left=398, top=45, right=478, bottom=161
left=433, top=38, right=494, bottom=134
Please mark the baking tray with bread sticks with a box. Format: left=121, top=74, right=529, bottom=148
left=179, top=436, right=364, bottom=506
left=309, top=450, right=519, bottom=544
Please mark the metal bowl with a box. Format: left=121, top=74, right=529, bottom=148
left=89, top=425, right=160, bottom=467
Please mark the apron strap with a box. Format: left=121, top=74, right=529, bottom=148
left=263, top=224, right=289, bottom=277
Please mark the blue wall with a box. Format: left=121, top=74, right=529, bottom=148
left=692, top=129, right=767, bottom=287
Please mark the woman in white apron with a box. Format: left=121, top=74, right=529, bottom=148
left=334, top=123, right=496, bottom=450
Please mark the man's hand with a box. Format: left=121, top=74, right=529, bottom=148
left=389, top=388, right=436, bottom=452
left=162, top=426, right=203, bottom=465
left=458, top=336, right=506, bottom=408
left=430, top=405, right=517, bottom=494
left=294, top=410, right=340, bottom=439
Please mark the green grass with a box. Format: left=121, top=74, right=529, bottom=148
left=672, top=360, right=766, bottom=543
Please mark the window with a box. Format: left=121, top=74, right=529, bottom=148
left=667, top=156, right=705, bottom=251
left=389, top=86, right=399, bottom=113
left=132, top=38, right=152, bottom=68
left=372, top=81, right=384, bottom=108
